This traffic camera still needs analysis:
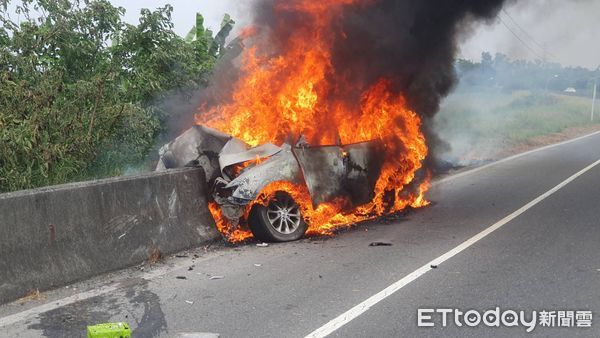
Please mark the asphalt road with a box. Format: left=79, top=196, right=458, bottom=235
left=2, top=132, right=600, bottom=337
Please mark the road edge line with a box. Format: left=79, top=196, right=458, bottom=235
left=305, top=157, right=600, bottom=338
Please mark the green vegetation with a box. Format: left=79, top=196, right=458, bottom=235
left=1, top=2, right=597, bottom=192
left=437, top=53, right=600, bottom=160
left=0, top=0, right=233, bottom=192
left=438, top=90, right=597, bottom=156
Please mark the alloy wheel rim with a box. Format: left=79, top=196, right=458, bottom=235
left=266, top=194, right=302, bottom=234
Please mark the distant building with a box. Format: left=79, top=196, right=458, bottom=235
left=564, top=87, right=577, bottom=93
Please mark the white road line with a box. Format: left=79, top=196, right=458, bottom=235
left=305, top=157, right=600, bottom=338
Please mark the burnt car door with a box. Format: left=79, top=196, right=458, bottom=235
left=292, top=140, right=385, bottom=207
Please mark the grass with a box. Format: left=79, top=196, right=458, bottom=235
left=435, top=89, right=600, bottom=160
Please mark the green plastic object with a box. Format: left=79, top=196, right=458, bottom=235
left=86, top=322, right=131, bottom=338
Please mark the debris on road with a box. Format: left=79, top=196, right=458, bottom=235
left=148, top=247, right=162, bottom=264
left=369, top=242, right=393, bottom=246
left=185, top=300, right=194, bottom=305
left=87, top=322, right=131, bottom=338
left=256, top=243, right=269, bottom=247
left=18, top=289, right=44, bottom=304
left=430, top=264, right=438, bottom=269
left=209, top=275, right=225, bottom=280
left=254, top=264, right=262, bottom=267
left=188, top=266, right=195, bottom=271
left=176, top=276, right=187, bottom=280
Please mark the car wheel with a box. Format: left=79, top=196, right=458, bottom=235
left=248, top=191, right=308, bottom=242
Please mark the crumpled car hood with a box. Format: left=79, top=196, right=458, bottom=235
left=157, top=125, right=384, bottom=209
left=225, top=145, right=302, bottom=202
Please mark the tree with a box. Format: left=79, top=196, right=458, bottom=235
left=455, top=52, right=598, bottom=96
left=0, top=0, right=234, bottom=192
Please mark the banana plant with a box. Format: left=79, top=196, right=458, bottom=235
left=185, top=13, right=234, bottom=58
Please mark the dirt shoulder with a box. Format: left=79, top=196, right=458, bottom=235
left=496, top=124, right=600, bottom=158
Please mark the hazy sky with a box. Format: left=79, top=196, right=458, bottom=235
left=109, top=0, right=598, bottom=69
left=6, top=1, right=599, bottom=69
left=108, top=0, right=252, bottom=37
left=459, top=0, right=600, bottom=69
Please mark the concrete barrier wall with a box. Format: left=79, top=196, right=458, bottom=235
left=0, top=168, right=220, bottom=304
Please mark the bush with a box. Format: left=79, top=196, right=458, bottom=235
left=0, top=0, right=230, bottom=192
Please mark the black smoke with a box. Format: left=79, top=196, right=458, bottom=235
left=250, top=0, right=514, bottom=164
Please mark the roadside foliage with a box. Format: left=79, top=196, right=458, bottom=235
left=0, top=0, right=231, bottom=192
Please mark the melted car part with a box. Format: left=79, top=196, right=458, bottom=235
left=292, top=145, right=346, bottom=206
left=219, top=141, right=282, bottom=179
left=156, top=126, right=385, bottom=225
left=342, top=140, right=385, bottom=205
left=226, top=145, right=303, bottom=202
left=156, top=125, right=230, bottom=183
left=212, top=177, right=245, bottom=226
left=292, top=140, right=385, bottom=207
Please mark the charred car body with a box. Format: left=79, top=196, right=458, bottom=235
left=157, top=125, right=385, bottom=242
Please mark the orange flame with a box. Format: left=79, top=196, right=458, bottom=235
left=199, top=0, right=430, bottom=241
left=208, top=202, right=253, bottom=243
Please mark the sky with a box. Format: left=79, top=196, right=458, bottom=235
left=108, top=0, right=253, bottom=37
left=458, top=0, right=600, bottom=69
left=5, top=1, right=600, bottom=69
left=107, top=0, right=599, bottom=69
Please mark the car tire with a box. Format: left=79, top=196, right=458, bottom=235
left=248, top=191, right=308, bottom=242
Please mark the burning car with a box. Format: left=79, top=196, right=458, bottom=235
left=153, top=1, right=433, bottom=243
left=157, top=125, right=385, bottom=242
